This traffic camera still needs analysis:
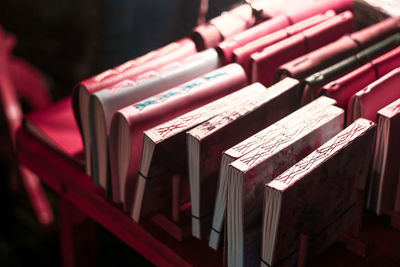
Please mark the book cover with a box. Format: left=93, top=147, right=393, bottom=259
left=368, top=98, right=400, bottom=215
left=232, top=11, right=335, bottom=76
left=253, top=0, right=352, bottom=23
left=132, top=83, right=270, bottom=222
left=302, top=33, right=400, bottom=105
left=261, top=119, right=375, bottom=267
left=187, top=78, right=301, bottom=239
left=227, top=105, right=344, bottom=267
left=89, top=48, right=222, bottom=189
left=347, top=67, right=400, bottom=124
left=192, top=4, right=255, bottom=50
left=250, top=11, right=353, bottom=86
left=107, top=64, right=247, bottom=206
left=72, top=38, right=196, bottom=175
left=218, top=15, right=291, bottom=63
left=277, top=17, right=400, bottom=81
left=24, top=97, right=84, bottom=166
left=321, top=45, right=400, bottom=109
left=209, top=96, right=337, bottom=250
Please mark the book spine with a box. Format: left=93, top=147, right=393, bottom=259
left=192, top=4, right=255, bottom=50
left=218, top=15, right=291, bottom=63
left=233, top=11, right=336, bottom=75
left=269, top=119, right=375, bottom=190
left=251, top=12, right=353, bottom=86
left=146, top=83, right=268, bottom=142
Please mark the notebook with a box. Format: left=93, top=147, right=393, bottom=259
left=89, top=49, right=222, bottom=189
left=131, top=83, right=271, bottom=222
left=321, top=45, right=400, bottom=110
left=232, top=11, right=336, bottom=76
left=227, top=105, right=344, bottom=267
left=250, top=11, right=353, bottom=86
left=368, top=98, right=400, bottom=215
left=209, top=96, right=337, bottom=250
left=72, top=38, right=196, bottom=174
left=277, top=16, right=400, bottom=81
left=107, top=64, right=247, bottom=206
left=192, top=4, right=255, bottom=50
left=187, top=78, right=301, bottom=239
left=301, top=33, right=400, bottom=105
left=261, top=119, right=375, bottom=267
left=347, top=67, right=400, bottom=124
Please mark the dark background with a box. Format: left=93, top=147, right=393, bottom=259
left=0, top=0, right=240, bottom=266
left=0, top=0, right=241, bottom=99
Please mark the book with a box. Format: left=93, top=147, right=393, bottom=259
left=24, top=97, right=84, bottom=166
left=209, top=96, right=337, bottom=250
left=277, top=17, right=400, bottom=81
left=108, top=64, right=248, bottom=206
left=89, top=48, right=222, bottom=189
left=260, top=118, right=375, bottom=267
left=368, top=98, right=400, bottom=215
left=187, top=78, right=302, bottom=240
left=227, top=105, right=345, bottom=267
left=195, top=0, right=353, bottom=53
left=301, top=33, right=400, bottom=105
left=321, top=45, right=400, bottom=109
left=232, top=11, right=336, bottom=76
left=72, top=38, right=196, bottom=175
left=218, top=15, right=292, bottom=64
left=131, top=83, right=272, bottom=222
left=191, top=4, right=255, bottom=50
left=250, top=11, right=354, bottom=86
left=347, top=67, right=400, bottom=124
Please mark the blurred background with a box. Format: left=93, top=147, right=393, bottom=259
left=0, top=0, right=240, bottom=266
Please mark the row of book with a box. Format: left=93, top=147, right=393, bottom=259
left=24, top=0, right=400, bottom=266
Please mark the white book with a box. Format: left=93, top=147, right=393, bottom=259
left=208, top=96, right=337, bottom=250
left=227, top=104, right=344, bottom=267
left=187, top=78, right=302, bottom=240
left=367, top=98, right=400, bottom=214
left=88, top=49, right=221, bottom=190
left=131, top=84, right=269, bottom=222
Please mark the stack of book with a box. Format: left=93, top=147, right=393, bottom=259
left=23, top=0, right=400, bottom=265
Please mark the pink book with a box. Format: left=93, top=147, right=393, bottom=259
left=277, top=17, right=400, bottom=81
left=73, top=37, right=196, bottom=126
left=227, top=104, right=344, bottom=267
left=368, top=99, right=400, bottom=215
left=72, top=38, right=196, bottom=174
left=250, top=11, right=353, bottom=86
left=232, top=11, right=336, bottom=76
left=321, top=63, right=376, bottom=110
left=24, top=97, right=84, bottom=166
left=347, top=67, right=400, bottom=124
left=322, top=45, right=400, bottom=110
left=261, top=119, right=375, bottom=267
left=108, top=64, right=247, bottom=207
left=191, top=4, right=255, bottom=50
left=218, top=15, right=292, bottom=63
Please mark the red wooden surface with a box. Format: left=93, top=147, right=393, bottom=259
left=17, top=126, right=400, bottom=267
left=16, top=128, right=222, bottom=267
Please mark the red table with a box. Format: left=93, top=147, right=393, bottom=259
left=17, top=127, right=400, bottom=267
left=16, top=128, right=222, bottom=267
